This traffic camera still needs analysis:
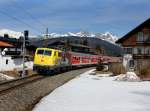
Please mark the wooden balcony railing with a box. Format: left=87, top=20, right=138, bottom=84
left=133, top=54, right=150, bottom=59
left=5, top=51, right=21, bottom=56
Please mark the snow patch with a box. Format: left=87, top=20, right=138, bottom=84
left=33, top=69, right=150, bottom=111
left=0, top=73, right=14, bottom=81
left=115, top=72, right=140, bottom=82
left=97, top=73, right=113, bottom=77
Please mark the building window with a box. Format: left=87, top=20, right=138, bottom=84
left=137, top=32, right=150, bottom=42
left=134, top=47, right=150, bottom=55
left=124, top=47, right=132, bottom=54
left=137, top=48, right=142, bottom=54
left=6, top=59, right=8, bottom=65
left=145, top=47, right=150, bottom=54
left=148, top=34, right=150, bottom=41
left=137, top=32, right=144, bottom=41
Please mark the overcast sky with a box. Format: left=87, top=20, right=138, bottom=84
left=0, top=0, right=150, bottom=37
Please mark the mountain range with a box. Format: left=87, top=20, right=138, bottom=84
left=0, top=29, right=23, bottom=39
left=0, top=29, right=119, bottom=44
left=43, top=31, right=118, bottom=44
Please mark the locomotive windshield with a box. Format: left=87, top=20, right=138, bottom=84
left=37, top=50, right=44, bottom=55
left=37, top=50, right=52, bottom=56
left=44, top=50, right=52, bottom=56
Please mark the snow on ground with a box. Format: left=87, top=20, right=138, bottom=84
left=33, top=69, right=150, bottom=111
left=0, top=73, right=14, bottom=81
left=115, top=72, right=140, bottom=82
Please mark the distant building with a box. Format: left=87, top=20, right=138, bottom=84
left=116, top=18, right=150, bottom=71
left=33, top=40, right=93, bottom=54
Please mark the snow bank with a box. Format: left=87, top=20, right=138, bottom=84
left=115, top=72, right=140, bottom=82
left=0, top=73, right=14, bottom=81
left=33, top=69, right=150, bottom=111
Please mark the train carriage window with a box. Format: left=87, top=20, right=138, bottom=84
left=44, top=50, right=52, bottom=56
left=37, top=50, right=44, bottom=55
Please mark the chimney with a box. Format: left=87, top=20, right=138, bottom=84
left=4, top=34, right=9, bottom=38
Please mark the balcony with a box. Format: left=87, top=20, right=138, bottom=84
left=136, top=40, right=150, bottom=45
left=133, top=54, right=150, bottom=59
left=5, top=51, right=21, bottom=56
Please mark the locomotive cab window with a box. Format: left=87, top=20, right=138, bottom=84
left=37, top=50, right=44, bottom=55
left=44, top=50, right=52, bottom=56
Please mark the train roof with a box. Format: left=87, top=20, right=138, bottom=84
left=36, top=47, right=62, bottom=52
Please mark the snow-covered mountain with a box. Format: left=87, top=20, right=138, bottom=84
left=0, top=29, right=23, bottom=39
left=44, top=31, right=118, bottom=44
left=43, top=31, right=95, bottom=38
left=0, top=29, right=118, bottom=44
left=95, top=32, right=118, bottom=44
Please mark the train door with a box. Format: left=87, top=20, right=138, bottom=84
left=34, top=49, right=44, bottom=65
left=53, top=51, right=58, bottom=65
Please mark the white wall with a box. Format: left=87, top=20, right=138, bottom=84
left=0, top=55, right=13, bottom=71
left=0, top=54, right=33, bottom=71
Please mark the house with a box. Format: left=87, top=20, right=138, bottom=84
left=116, top=18, right=150, bottom=71
left=0, top=36, right=33, bottom=72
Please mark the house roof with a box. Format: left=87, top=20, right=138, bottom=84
left=116, top=18, right=150, bottom=43
left=0, top=41, right=13, bottom=47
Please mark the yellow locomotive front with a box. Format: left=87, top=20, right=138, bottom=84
left=33, top=48, right=63, bottom=73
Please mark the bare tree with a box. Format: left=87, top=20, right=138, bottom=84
left=95, top=45, right=105, bottom=55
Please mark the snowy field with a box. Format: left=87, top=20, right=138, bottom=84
left=33, top=69, right=150, bottom=111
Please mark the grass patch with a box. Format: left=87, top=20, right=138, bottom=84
left=138, top=64, right=150, bottom=80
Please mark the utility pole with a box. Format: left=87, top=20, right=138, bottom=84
left=46, top=28, right=49, bottom=38
left=45, top=28, right=49, bottom=47
left=22, top=30, right=28, bottom=77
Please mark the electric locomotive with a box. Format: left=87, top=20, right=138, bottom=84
left=33, top=47, right=100, bottom=74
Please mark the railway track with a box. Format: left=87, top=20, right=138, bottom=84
left=0, top=74, right=46, bottom=94
left=0, top=66, right=94, bottom=95
left=0, top=67, right=95, bottom=111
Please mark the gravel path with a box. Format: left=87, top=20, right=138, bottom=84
left=0, top=67, right=94, bottom=111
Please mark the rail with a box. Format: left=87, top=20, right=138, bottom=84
left=0, top=74, right=46, bottom=94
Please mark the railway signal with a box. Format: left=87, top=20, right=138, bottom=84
left=22, top=30, right=29, bottom=77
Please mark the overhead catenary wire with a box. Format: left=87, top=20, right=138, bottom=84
left=10, top=0, right=47, bottom=28
left=0, top=10, right=43, bottom=34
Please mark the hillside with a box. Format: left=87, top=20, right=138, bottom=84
left=30, top=36, right=122, bottom=56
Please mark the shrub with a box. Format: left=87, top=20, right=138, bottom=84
left=138, top=64, right=150, bottom=80
left=109, top=63, right=126, bottom=75
left=96, top=62, right=105, bottom=71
